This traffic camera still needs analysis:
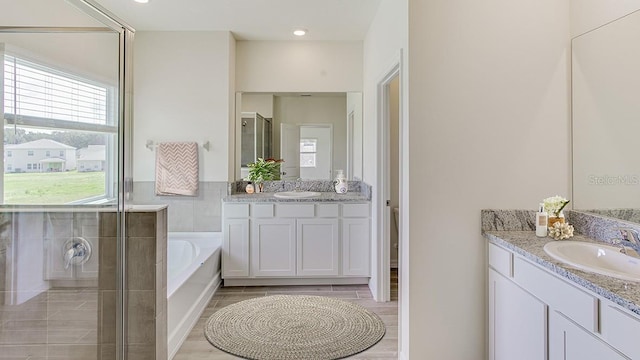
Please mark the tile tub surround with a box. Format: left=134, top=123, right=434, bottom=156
left=99, top=207, right=168, bottom=360
left=484, top=231, right=640, bottom=317
left=233, top=180, right=372, bottom=199
left=132, top=181, right=228, bottom=232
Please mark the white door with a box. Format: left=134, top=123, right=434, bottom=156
left=280, top=123, right=300, bottom=180
left=300, top=125, right=332, bottom=180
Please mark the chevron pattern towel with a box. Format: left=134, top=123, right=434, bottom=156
left=155, top=142, right=199, bottom=196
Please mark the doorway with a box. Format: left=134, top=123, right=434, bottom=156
left=280, top=124, right=333, bottom=180
left=375, top=58, right=402, bottom=303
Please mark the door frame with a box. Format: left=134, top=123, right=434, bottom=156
left=375, top=53, right=403, bottom=303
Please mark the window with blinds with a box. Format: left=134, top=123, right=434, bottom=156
left=3, top=54, right=115, bottom=131
left=2, top=53, right=117, bottom=205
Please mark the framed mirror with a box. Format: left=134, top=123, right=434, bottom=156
left=235, top=91, right=363, bottom=181
left=572, top=9, right=640, bottom=222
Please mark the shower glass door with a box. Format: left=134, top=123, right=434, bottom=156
left=0, top=1, right=133, bottom=359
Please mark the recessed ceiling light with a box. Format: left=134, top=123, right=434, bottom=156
left=293, top=29, right=307, bottom=36
left=134, top=0, right=149, bottom=3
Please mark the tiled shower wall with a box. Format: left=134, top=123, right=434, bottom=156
left=132, top=182, right=228, bottom=232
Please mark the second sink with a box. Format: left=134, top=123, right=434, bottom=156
left=543, top=241, right=640, bottom=282
left=273, top=191, right=321, bottom=199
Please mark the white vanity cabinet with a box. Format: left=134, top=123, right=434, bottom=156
left=251, top=218, right=296, bottom=277
left=488, top=245, right=546, bottom=360
left=489, top=242, right=637, bottom=360
left=222, top=201, right=370, bottom=285
left=222, top=204, right=250, bottom=278
left=549, top=310, right=627, bottom=360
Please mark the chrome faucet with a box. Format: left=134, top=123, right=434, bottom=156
left=611, top=228, right=640, bottom=255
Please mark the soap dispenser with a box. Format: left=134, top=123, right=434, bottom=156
left=334, top=170, right=348, bottom=194
left=536, top=203, right=548, bottom=237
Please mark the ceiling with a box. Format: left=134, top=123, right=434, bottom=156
left=93, top=0, right=383, bottom=41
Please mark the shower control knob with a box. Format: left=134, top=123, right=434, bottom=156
left=62, top=237, right=92, bottom=270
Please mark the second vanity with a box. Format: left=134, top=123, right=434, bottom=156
left=222, top=190, right=371, bottom=286
left=484, top=211, right=640, bottom=360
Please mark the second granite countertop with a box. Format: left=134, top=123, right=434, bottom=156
left=223, top=192, right=370, bottom=203
left=485, top=231, right=640, bottom=316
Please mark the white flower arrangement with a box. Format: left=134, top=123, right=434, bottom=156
left=543, top=195, right=570, bottom=217
left=548, top=222, right=575, bottom=240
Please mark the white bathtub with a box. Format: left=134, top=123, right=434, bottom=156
left=167, top=232, right=222, bottom=359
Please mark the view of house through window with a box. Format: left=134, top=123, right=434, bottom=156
left=3, top=53, right=117, bottom=204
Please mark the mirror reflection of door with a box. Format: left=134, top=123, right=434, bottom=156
left=280, top=123, right=300, bottom=180
left=300, top=125, right=332, bottom=180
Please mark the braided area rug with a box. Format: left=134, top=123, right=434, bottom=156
left=204, top=295, right=386, bottom=360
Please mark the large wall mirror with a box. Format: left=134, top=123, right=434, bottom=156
left=236, top=92, right=363, bottom=181
left=572, top=9, right=640, bottom=222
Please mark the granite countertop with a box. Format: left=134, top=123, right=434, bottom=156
left=485, top=231, right=640, bottom=316
left=223, top=192, right=370, bottom=203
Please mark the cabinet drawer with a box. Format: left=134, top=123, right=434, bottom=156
left=601, top=304, right=640, bottom=359
left=253, top=203, right=274, bottom=218
left=514, top=256, right=598, bottom=332
left=342, top=203, right=370, bottom=218
left=276, top=204, right=315, bottom=218
left=488, top=243, right=512, bottom=277
left=224, top=203, right=249, bottom=218
left=316, top=204, right=339, bottom=217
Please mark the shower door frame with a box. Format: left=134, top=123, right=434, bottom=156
left=1, top=1, right=135, bottom=359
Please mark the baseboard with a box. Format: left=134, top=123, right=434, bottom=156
left=168, top=271, right=221, bottom=360
left=223, top=277, right=369, bottom=287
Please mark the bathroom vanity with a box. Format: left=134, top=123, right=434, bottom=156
left=484, top=215, right=640, bottom=360
left=222, top=193, right=371, bottom=286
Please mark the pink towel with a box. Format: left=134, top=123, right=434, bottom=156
left=155, top=142, right=199, bottom=196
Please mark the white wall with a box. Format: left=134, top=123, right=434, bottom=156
left=402, top=1, right=570, bottom=359
left=0, top=33, right=119, bottom=85
left=242, top=94, right=274, bottom=118
left=236, top=41, right=363, bottom=92
left=362, top=0, right=408, bottom=356
left=571, top=0, right=640, bottom=36
left=133, top=31, right=235, bottom=182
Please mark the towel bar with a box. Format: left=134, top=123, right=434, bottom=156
left=146, top=140, right=210, bottom=151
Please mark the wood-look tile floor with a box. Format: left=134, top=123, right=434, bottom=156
left=174, top=269, right=399, bottom=360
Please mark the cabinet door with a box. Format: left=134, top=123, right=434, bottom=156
left=549, top=310, right=629, bottom=360
left=489, top=269, right=547, bottom=360
left=251, top=219, right=296, bottom=277
left=222, top=219, right=249, bottom=277
left=342, top=218, right=370, bottom=276
left=297, top=219, right=339, bottom=276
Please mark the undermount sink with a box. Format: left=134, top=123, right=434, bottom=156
left=543, top=241, right=640, bottom=282
left=273, top=191, right=321, bottom=199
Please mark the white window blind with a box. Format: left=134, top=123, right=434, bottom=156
left=3, top=55, right=114, bottom=131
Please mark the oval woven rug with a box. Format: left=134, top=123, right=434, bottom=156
left=204, top=295, right=386, bottom=360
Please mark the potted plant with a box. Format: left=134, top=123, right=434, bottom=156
left=246, top=158, right=283, bottom=192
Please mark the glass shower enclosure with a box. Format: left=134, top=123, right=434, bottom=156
left=0, top=1, right=133, bottom=359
